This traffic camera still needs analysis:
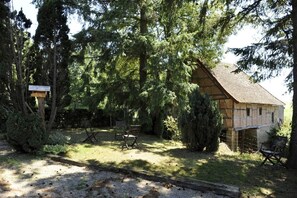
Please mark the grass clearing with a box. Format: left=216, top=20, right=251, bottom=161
left=60, top=127, right=297, bottom=197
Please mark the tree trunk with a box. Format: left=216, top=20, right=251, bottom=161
left=287, top=0, right=297, bottom=169
left=139, top=2, right=149, bottom=133
left=8, top=15, right=27, bottom=114
left=139, top=4, right=147, bottom=90
left=16, top=30, right=27, bottom=115
left=47, top=33, right=58, bottom=132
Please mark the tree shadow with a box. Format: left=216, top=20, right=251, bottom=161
left=57, top=129, right=297, bottom=197
left=1, top=155, right=209, bottom=198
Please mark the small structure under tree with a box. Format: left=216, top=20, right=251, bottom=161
left=28, top=85, right=50, bottom=128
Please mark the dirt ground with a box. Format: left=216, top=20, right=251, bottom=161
left=0, top=141, right=228, bottom=198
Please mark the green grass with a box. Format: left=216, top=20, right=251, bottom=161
left=0, top=153, right=44, bottom=168
left=61, top=128, right=297, bottom=198
left=279, top=103, right=292, bottom=137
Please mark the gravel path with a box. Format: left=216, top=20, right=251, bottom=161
left=0, top=141, right=228, bottom=198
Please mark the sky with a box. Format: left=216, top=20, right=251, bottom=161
left=222, top=27, right=293, bottom=104
left=12, top=0, right=293, bottom=104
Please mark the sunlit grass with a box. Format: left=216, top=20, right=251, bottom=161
left=60, top=128, right=297, bottom=197
left=279, top=102, right=292, bottom=137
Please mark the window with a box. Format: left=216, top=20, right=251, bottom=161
left=259, top=107, right=262, bottom=116
left=247, top=108, right=250, bottom=116
left=272, top=112, right=275, bottom=123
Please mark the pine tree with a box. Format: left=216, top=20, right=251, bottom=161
left=33, top=0, right=72, bottom=131
left=73, top=0, right=237, bottom=135
left=181, top=86, right=222, bottom=152
left=0, top=0, right=32, bottom=113
left=228, top=0, right=297, bottom=169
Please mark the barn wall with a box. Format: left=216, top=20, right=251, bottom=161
left=257, top=126, right=271, bottom=148
left=192, top=66, right=228, bottom=100
left=222, top=103, right=283, bottom=151
left=278, top=105, right=285, bottom=123
left=226, top=128, right=238, bottom=151
left=218, top=99, right=234, bottom=129
left=233, top=103, right=281, bottom=129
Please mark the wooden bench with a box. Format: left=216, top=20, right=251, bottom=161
left=259, top=136, right=287, bottom=168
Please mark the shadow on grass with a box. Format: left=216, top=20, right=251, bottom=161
left=0, top=152, right=45, bottom=168
left=86, top=146, right=297, bottom=197
left=61, top=128, right=297, bottom=197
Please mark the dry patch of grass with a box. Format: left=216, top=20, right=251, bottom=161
left=61, top=128, right=297, bottom=197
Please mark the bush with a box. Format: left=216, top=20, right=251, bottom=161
left=181, top=87, right=222, bottom=152
left=163, top=116, right=180, bottom=140
left=41, top=144, right=68, bottom=155
left=47, top=131, right=70, bottom=145
left=0, top=105, right=10, bottom=134
left=48, top=108, right=111, bottom=128
left=40, top=131, right=69, bottom=155
left=6, top=112, right=48, bottom=153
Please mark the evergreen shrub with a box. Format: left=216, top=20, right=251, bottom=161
left=41, top=144, right=68, bottom=155
left=181, top=87, right=222, bottom=152
left=6, top=112, right=48, bottom=153
left=47, top=131, right=70, bottom=145
left=163, top=115, right=180, bottom=140
left=0, top=105, right=9, bottom=134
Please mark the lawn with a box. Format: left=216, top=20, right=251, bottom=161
left=59, top=127, right=297, bottom=198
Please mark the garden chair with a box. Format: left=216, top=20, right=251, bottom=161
left=259, top=136, right=287, bottom=168
left=81, top=119, right=98, bottom=143
left=122, top=125, right=141, bottom=150
left=113, top=120, right=128, bottom=140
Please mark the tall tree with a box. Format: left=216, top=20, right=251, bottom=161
left=73, top=0, right=237, bottom=135
left=289, top=0, right=297, bottom=168
left=33, top=0, right=71, bottom=131
left=229, top=0, right=297, bottom=168
left=12, top=9, right=32, bottom=114
left=0, top=0, right=32, bottom=113
left=0, top=0, right=13, bottom=107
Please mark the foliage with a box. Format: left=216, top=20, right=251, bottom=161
left=48, top=108, right=110, bottom=128
left=0, top=1, right=13, bottom=107
left=180, top=86, right=222, bottom=152
left=0, top=105, right=11, bottom=133
left=267, top=103, right=292, bottom=142
left=229, top=1, right=292, bottom=82
left=47, top=131, right=70, bottom=145
left=71, top=0, right=238, bottom=135
left=278, top=103, right=292, bottom=138
left=41, top=144, right=68, bottom=155
left=163, top=115, right=180, bottom=140
left=41, top=130, right=70, bottom=155
left=227, top=0, right=297, bottom=168
left=6, top=112, right=48, bottom=153
left=0, top=1, right=33, bottom=114
left=33, top=0, right=72, bottom=131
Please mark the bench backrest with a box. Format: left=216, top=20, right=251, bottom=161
left=115, top=121, right=127, bottom=129
left=128, top=125, right=141, bottom=135
left=81, top=119, right=91, bottom=128
left=271, top=136, right=287, bottom=153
